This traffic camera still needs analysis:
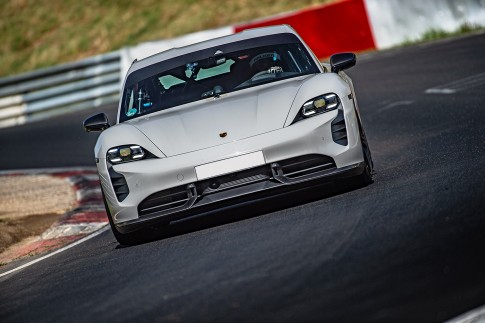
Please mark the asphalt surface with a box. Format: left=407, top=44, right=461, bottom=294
left=1, top=33, right=485, bottom=322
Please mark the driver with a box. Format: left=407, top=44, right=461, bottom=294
left=249, top=52, right=283, bottom=77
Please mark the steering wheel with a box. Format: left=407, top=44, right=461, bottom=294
left=251, top=70, right=274, bottom=81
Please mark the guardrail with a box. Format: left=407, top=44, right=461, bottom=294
left=0, top=51, right=121, bottom=128
left=1, top=0, right=483, bottom=129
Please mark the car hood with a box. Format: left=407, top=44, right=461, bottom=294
left=128, top=76, right=309, bottom=157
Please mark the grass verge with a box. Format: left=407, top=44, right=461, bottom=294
left=0, top=0, right=332, bottom=77
left=401, top=23, right=485, bottom=46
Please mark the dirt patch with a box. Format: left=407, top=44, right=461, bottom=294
left=0, top=174, right=76, bottom=220
left=0, top=213, right=61, bottom=254
left=0, top=174, right=77, bottom=255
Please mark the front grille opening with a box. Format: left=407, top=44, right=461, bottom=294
left=138, top=184, right=192, bottom=216
left=277, top=155, right=336, bottom=179
left=197, top=165, right=271, bottom=195
left=331, top=109, right=348, bottom=146
left=108, top=167, right=129, bottom=202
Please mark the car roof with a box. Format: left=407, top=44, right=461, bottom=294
left=127, top=25, right=298, bottom=74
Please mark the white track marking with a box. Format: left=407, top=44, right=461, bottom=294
left=41, top=223, right=107, bottom=239
left=378, top=100, right=414, bottom=112
left=425, top=88, right=456, bottom=94
left=426, top=72, right=485, bottom=94
left=0, top=225, right=109, bottom=279
left=67, top=174, right=100, bottom=185
left=76, top=187, right=102, bottom=201
left=444, top=304, right=485, bottom=323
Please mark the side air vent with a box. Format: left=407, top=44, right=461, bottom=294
left=331, top=109, right=348, bottom=146
left=108, top=167, right=129, bottom=202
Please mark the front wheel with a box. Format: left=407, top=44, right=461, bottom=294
left=101, top=190, right=147, bottom=246
left=358, top=155, right=373, bottom=186
left=357, top=121, right=374, bottom=186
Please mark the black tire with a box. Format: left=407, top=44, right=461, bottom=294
left=101, top=189, right=146, bottom=246
left=358, top=155, right=373, bottom=186
left=357, top=121, right=374, bottom=186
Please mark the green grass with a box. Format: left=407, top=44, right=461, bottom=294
left=0, top=0, right=333, bottom=78
left=401, top=23, right=485, bottom=46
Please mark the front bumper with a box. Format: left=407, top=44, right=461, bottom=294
left=116, top=160, right=364, bottom=233
left=97, top=103, right=365, bottom=232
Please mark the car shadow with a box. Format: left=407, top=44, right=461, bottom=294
left=114, top=176, right=373, bottom=249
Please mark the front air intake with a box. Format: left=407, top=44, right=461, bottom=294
left=108, top=167, right=129, bottom=202
left=276, top=155, right=336, bottom=179
left=331, top=110, right=348, bottom=146
left=138, top=184, right=197, bottom=217
left=196, top=165, right=271, bottom=195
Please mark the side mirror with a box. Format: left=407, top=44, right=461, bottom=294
left=83, top=113, right=110, bottom=132
left=330, top=53, right=356, bottom=73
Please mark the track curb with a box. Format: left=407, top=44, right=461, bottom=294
left=0, top=167, right=107, bottom=265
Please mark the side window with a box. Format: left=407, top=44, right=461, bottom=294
left=286, top=49, right=302, bottom=73
left=123, top=85, right=155, bottom=117
left=124, top=88, right=137, bottom=117
left=295, top=44, right=313, bottom=72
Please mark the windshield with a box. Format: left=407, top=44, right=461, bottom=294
left=120, top=34, right=320, bottom=122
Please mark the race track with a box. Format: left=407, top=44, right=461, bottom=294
left=1, top=33, right=485, bottom=322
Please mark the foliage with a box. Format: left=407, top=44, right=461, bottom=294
left=402, top=22, right=484, bottom=46
left=0, top=0, right=332, bottom=77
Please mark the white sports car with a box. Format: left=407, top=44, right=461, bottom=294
left=84, top=25, right=373, bottom=245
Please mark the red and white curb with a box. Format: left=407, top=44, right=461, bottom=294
left=121, top=0, right=485, bottom=77
left=0, top=167, right=108, bottom=267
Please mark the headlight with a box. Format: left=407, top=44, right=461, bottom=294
left=301, top=93, right=340, bottom=117
left=107, top=145, right=146, bottom=164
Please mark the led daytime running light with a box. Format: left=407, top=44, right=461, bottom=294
left=107, top=145, right=146, bottom=164
left=301, top=93, right=340, bottom=117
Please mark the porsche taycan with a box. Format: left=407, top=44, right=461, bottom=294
left=84, top=25, right=373, bottom=244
